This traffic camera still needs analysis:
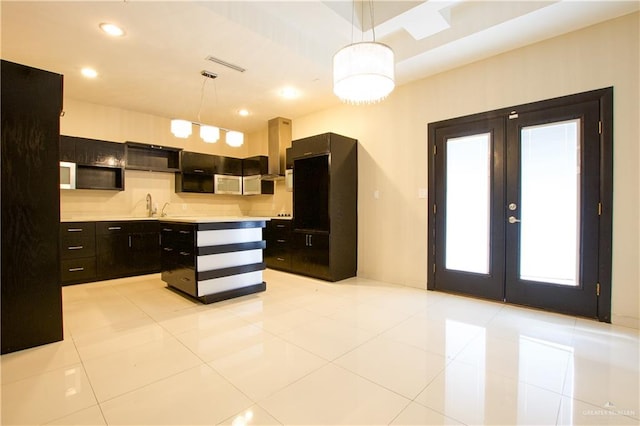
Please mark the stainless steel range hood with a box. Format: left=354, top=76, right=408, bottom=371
left=262, top=117, right=292, bottom=181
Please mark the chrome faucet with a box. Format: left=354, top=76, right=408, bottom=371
left=161, top=202, right=170, bottom=217
left=145, top=193, right=156, bottom=217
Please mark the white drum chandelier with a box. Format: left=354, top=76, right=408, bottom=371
left=333, top=1, right=395, bottom=104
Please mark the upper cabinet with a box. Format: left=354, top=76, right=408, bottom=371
left=75, top=138, right=125, bottom=167
left=61, top=135, right=125, bottom=167
left=60, top=135, right=125, bottom=191
left=242, top=155, right=274, bottom=195
left=125, top=141, right=181, bottom=173
left=176, top=152, right=274, bottom=195
left=175, top=151, right=215, bottom=194
left=216, top=156, right=242, bottom=176
left=181, top=151, right=216, bottom=175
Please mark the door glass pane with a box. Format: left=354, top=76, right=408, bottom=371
left=445, top=133, right=491, bottom=274
left=520, top=119, right=580, bottom=286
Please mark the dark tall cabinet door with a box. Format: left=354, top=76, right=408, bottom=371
left=291, top=231, right=331, bottom=280
left=291, top=133, right=357, bottom=282
left=1, top=60, right=64, bottom=354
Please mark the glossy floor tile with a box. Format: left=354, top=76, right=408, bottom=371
left=1, top=270, right=638, bottom=425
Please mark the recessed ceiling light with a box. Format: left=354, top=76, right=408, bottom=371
left=81, top=67, right=98, bottom=78
left=99, top=22, right=125, bottom=37
left=238, top=109, right=249, bottom=117
left=280, top=87, right=300, bottom=99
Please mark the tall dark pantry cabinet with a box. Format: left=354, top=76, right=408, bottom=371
left=1, top=60, right=64, bottom=354
left=290, top=133, right=357, bottom=281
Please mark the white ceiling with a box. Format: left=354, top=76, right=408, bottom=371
left=1, top=1, right=637, bottom=134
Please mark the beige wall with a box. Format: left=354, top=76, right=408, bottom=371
left=292, top=12, right=639, bottom=328
left=60, top=100, right=291, bottom=219
left=60, top=12, right=639, bottom=328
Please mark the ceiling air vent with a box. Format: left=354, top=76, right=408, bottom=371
left=205, top=55, right=246, bottom=73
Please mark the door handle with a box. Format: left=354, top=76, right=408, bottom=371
left=508, top=216, right=521, bottom=224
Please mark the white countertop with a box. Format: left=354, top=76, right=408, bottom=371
left=160, top=216, right=271, bottom=223
left=61, top=216, right=271, bottom=223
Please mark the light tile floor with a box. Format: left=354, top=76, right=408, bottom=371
left=1, top=270, right=638, bottom=425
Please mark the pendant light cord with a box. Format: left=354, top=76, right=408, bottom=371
left=370, top=0, right=376, bottom=42
left=353, top=0, right=376, bottom=43
left=197, top=76, right=208, bottom=122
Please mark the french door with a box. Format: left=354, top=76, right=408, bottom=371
left=428, top=89, right=612, bottom=320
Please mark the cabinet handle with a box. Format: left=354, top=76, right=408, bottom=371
left=277, top=257, right=285, bottom=261
left=179, top=251, right=190, bottom=256
left=309, top=234, right=313, bottom=246
left=276, top=224, right=286, bottom=228
left=68, top=267, right=84, bottom=272
left=108, top=226, right=122, bottom=231
left=67, top=228, right=83, bottom=232
left=194, top=169, right=204, bottom=173
left=179, top=230, right=190, bottom=234
left=128, top=235, right=132, bottom=247
left=68, top=246, right=84, bottom=250
left=163, top=228, right=173, bottom=232
left=181, top=277, right=191, bottom=282
left=163, top=247, right=174, bottom=252
left=277, top=239, right=286, bottom=243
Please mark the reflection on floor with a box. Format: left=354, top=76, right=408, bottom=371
left=1, top=270, right=638, bottom=425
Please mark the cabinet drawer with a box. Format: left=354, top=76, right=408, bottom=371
left=161, top=223, right=194, bottom=247
left=61, top=257, right=96, bottom=283
left=96, top=221, right=134, bottom=234
left=96, top=220, right=156, bottom=235
left=162, top=267, right=197, bottom=297
left=60, top=235, right=95, bottom=259
left=61, top=222, right=95, bottom=238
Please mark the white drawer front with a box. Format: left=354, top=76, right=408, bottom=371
left=197, top=249, right=263, bottom=271
left=197, top=271, right=263, bottom=297
left=197, top=228, right=262, bottom=246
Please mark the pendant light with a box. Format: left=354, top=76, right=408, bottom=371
left=170, top=119, right=192, bottom=138
left=199, top=125, right=220, bottom=143
left=226, top=130, right=244, bottom=147
left=169, top=70, right=243, bottom=146
left=333, top=0, right=395, bottom=104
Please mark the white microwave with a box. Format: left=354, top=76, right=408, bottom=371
left=59, top=161, right=76, bottom=189
left=214, top=174, right=242, bottom=195
left=242, top=175, right=262, bottom=195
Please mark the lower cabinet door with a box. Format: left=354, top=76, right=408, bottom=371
left=130, top=232, right=161, bottom=274
left=61, top=257, right=96, bottom=284
left=97, top=234, right=130, bottom=278
left=291, top=232, right=330, bottom=280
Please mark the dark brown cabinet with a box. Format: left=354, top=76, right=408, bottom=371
left=160, top=223, right=196, bottom=296
left=2, top=60, right=64, bottom=354
left=74, top=137, right=125, bottom=167
left=291, top=133, right=357, bottom=281
left=242, top=156, right=274, bottom=195
left=291, top=231, right=331, bottom=280
left=60, top=222, right=97, bottom=284
left=60, top=135, right=125, bottom=191
left=181, top=151, right=216, bottom=174
left=176, top=151, right=215, bottom=193
left=96, top=221, right=161, bottom=280
left=216, top=155, right=242, bottom=176
left=60, top=220, right=160, bottom=285
left=125, top=141, right=181, bottom=172
left=264, top=219, right=292, bottom=270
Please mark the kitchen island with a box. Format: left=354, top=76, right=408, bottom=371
left=160, top=217, right=268, bottom=304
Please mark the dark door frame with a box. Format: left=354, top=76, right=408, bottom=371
left=427, top=87, right=613, bottom=322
